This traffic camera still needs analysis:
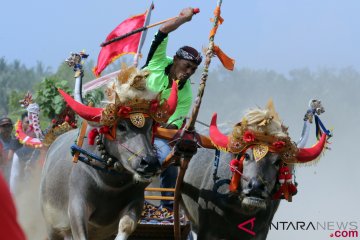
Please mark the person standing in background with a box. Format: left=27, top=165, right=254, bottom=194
left=10, top=112, right=40, bottom=195
left=0, top=117, right=22, bottom=182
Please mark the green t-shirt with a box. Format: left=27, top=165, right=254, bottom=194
left=144, top=32, right=193, bottom=128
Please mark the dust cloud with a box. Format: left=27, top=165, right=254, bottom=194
left=13, top=164, right=46, bottom=240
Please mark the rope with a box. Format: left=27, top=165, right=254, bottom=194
left=71, top=133, right=150, bottom=174
left=226, top=163, right=248, bottom=181
left=117, top=141, right=146, bottom=159
left=127, top=147, right=145, bottom=161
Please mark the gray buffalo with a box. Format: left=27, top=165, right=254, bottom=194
left=40, top=67, right=178, bottom=240
left=181, top=103, right=328, bottom=240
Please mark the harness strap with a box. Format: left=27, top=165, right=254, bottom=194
left=76, top=155, right=119, bottom=174
left=71, top=144, right=107, bottom=164
left=212, top=179, right=231, bottom=193
left=212, top=149, right=221, bottom=183
left=70, top=134, right=120, bottom=174
left=206, top=149, right=229, bottom=193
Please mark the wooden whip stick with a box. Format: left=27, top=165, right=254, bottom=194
left=101, top=8, right=200, bottom=47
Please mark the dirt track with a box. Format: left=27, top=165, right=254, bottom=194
left=13, top=164, right=47, bottom=239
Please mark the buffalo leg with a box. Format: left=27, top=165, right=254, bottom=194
left=45, top=226, right=65, bottom=240
left=114, top=200, right=143, bottom=240
left=68, top=197, right=91, bottom=240
left=197, top=211, right=212, bottom=240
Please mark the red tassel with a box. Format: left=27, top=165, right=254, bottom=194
left=283, top=184, right=290, bottom=201
left=88, top=128, right=99, bottom=145
left=288, top=183, right=297, bottom=195
left=273, top=165, right=297, bottom=201
left=229, top=156, right=245, bottom=192
left=272, top=184, right=288, bottom=200
left=230, top=172, right=241, bottom=192
left=272, top=187, right=282, bottom=200
left=229, top=159, right=239, bottom=172
left=99, top=126, right=110, bottom=134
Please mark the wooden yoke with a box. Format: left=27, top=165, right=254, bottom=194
left=155, top=127, right=215, bottom=148
left=155, top=127, right=216, bottom=169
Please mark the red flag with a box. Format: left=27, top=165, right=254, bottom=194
left=93, top=12, right=146, bottom=77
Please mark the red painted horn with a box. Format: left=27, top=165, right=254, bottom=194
left=58, top=89, right=102, bottom=122
left=296, top=133, right=327, bottom=163
left=166, top=81, right=178, bottom=116
left=209, top=113, right=229, bottom=149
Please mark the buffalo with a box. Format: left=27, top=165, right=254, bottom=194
left=181, top=101, right=328, bottom=240
left=40, top=66, right=178, bottom=240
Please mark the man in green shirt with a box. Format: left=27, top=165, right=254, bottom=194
left=143, top=7, right=202, bottom=210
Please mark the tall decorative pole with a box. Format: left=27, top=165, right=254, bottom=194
left=186, top=0, right=223, bottom=132
left=173, top=1, right=224, bottom=239
left=65, top=51, right=90, bottom=163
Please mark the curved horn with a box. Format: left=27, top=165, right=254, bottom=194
left=167, top=81, right=178, bottom=116
left=296, top=133, right=327, bottom=163
left=58, top=89, right=102, bottom=122
left=209, top=113, right=229, bottom=149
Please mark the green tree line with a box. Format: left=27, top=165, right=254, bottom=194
left=0, top=57, right=103, bottom=126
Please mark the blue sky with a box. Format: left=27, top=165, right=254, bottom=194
left=1, top=0, right=359, bottom=74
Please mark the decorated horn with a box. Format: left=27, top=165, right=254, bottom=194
left=209, top=113, right=229, bottom=149
left=296, top=133, right=327, bottom=163
left=166, top=81, right=178, bottom=116
left=58, top=89, right=102, bottom=122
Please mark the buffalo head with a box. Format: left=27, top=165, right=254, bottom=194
left=59, top=65, right=179, bottom=182
left=209, top=100, right=328, bottom=214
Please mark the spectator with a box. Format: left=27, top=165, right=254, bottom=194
left=0, top=117, right=22, bottom=182
left=10, top=113, right=40, bottom=195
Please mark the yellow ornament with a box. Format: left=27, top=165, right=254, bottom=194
left=253, top=145, right=269, bottom=162
left=130, top=113, right=145, bottom=128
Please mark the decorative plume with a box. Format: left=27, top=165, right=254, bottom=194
left=107, top=63, right=155, bottom=104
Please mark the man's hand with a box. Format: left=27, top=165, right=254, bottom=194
left=161, top=123, right=178, bottom=129
left=179, top=7, right=195, bottom=22
left=160, top=7, right=197, bottom=34
left=174, top=139, right=198, bottom=158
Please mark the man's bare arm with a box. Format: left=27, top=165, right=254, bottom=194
left=160, top=8, right=194, bottom=34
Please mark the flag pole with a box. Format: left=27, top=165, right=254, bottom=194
left=133, top=2, right=154, bottom=67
